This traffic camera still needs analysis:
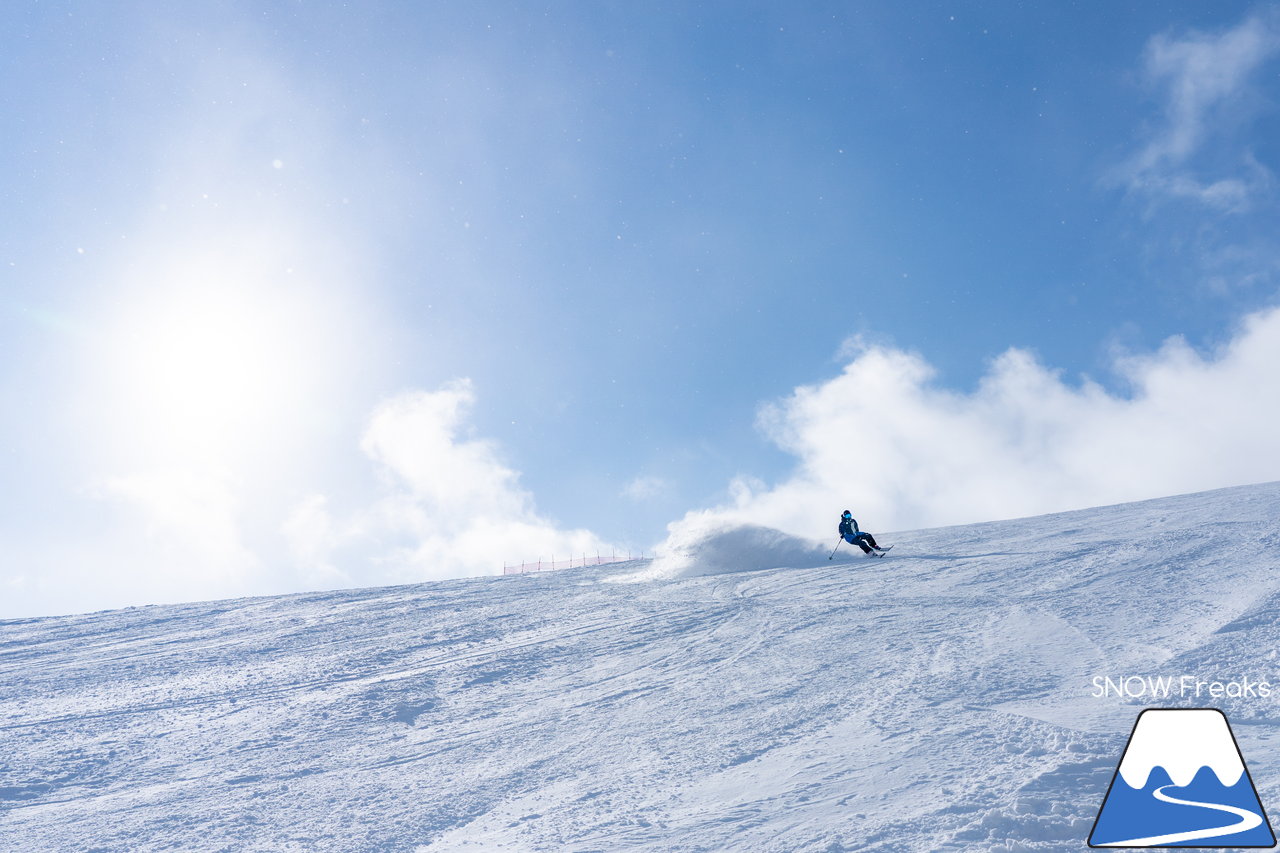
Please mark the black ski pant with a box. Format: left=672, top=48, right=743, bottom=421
left=844, top=532, right=880, bottom=553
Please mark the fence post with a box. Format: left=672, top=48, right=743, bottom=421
left=503, top=550, right=642, bottom=574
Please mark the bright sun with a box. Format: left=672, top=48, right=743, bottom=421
left=105, top=256, right=323, bottom=466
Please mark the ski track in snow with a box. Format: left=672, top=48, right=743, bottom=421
left=2, top=482, right=1280, bottom=851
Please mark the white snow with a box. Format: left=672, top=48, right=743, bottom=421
left=631, top=522, right=850, bottom=580
left=3, top=481, right=1280, bottom=851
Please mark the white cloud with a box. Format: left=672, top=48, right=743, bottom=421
left=1137, top=175, right=1253, bottom=212
left=360, top=381, right=527, bottom=524
left=13, top=467, right=268, bottom=617
left=623, top=475, right=669, bottom=501
left=285, top=380, right=614, bottom=584
left=662, top=305, right=1280, bottom=547
left=1122, top=12, right=1280, bottom=208
left=1141, top=16, right=1278, bottom=165
left=98, top=469, right=254, bottom=575
left=280, top=495, right=348, bottom=588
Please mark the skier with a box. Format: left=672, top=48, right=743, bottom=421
left=839, top=510, right=886, bottom=557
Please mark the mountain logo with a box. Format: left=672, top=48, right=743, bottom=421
left=1089, top=708, right=1276, bottom=848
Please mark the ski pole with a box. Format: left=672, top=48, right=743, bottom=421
left=828, top=537, right=842, bottom=560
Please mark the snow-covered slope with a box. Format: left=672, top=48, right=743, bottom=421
left=4, top=482, right=1280, bottom=852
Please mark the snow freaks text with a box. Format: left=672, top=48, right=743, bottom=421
left=1091, top=676, right=1273, bottom=700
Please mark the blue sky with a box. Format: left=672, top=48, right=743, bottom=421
left=4, top=1, right=1280, bottom=616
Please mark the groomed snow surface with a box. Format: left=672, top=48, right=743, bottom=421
left=4, top=482, right=1280, bottom=852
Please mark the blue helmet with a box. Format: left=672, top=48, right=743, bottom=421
left=842, top=510, right=852, bottom=519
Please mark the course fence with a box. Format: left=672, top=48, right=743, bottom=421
left=503, top=551, right=645, bottom=576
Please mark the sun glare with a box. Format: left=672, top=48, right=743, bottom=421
left=105, top=258, right=325, bottom=466
left=142, top=291, right=279, bottom=424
